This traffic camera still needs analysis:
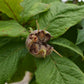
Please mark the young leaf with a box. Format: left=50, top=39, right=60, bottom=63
left=38, top=2, right=84, bottom=38
left=35, top=53, right=84, bottom=84
left=49, top=38, right=84, bottom=58
left=0, top=20, right=29, bottom=37
left=0, top=0, right=23, bottom=21
left=0, top=41, right=27, bottom=84
left=20, top=0, right=50, bottom=23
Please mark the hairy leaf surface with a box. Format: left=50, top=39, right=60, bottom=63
left=20, top=0, right=50, bottom=23
left=0, top=20, right=29, bottom=37
left=9, top=53, right=36, bottom=83
left=35, top=53, right=84, bottom=84
left=38, top=2, right=84, bottom=38
left=0, top=41, right=27, bottom=83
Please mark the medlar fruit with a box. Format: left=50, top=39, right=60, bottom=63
left=26, top=30, right=53, bottom=58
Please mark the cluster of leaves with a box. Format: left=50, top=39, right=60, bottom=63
left=0, top=0, right=84, bottom=84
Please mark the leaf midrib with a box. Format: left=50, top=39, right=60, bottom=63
left=50, top=56, right=66, bottom=84
left=52, top=42, right=83, bottom=57
left=3, top=0, right=18, bottom=21
left=50, top=55, right=84, bottom=84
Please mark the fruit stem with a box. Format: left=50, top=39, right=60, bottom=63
left=29, top=27, right=33, bottom=33
left=36, top=20, right=40, bottom=33
left=52, top=48, right=63, bottom=57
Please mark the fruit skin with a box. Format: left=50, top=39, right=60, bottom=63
left=26, top=30, right=53, bottom=58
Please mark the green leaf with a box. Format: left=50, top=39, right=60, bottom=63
left=0, top=20, right=29, bottom=37
left=80, top=19, right=84, bottom=28
left=30, top=80, right=38, bottom=84
left=9, top=53, right=36, bottom=83
left=78, top=42, right=84, bottom=51
left=38, top=2, right=84, bottom=38
left=76, top=28, right=84, bottom=45
left=0, top=41, right=27, bottom=84
left=62, top=24, right=78, bottom=44
left=0, top=13, right=9, bottom=20
left=35, top=53, right=84, bottom=84
left=0, top=0, right=23, bottom=21
left=76, top=19, right=84, bottom=45
left=0, top=37, right=11, bottom=48
left=41, top=0, right=60, bottom=3
left=70, top=55, right=84, bottom=73
left=20, top=0, right=50, bottom=23
left=30, top=76, right=38, bottom=84
left=49, top=38, right=84, bottom=58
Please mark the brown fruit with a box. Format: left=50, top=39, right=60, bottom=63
left=26, top=30, right=53, bottom=58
